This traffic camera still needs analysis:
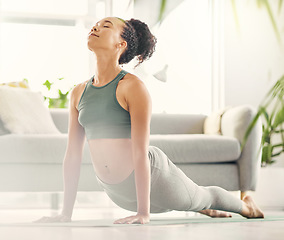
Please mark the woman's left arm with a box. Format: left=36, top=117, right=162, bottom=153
left=114, top=77, right=152, bottom=224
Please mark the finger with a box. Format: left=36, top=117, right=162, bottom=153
left=114, top=216, right=132, bottom=224
left=114, top=219, right=130, bottom=224
left=114, top=220, right=124, bottom=224
left=114, top=218, right=123, bottom=224
left=116, top=217, right=139, bottom=224
left=114, top=218, right=128, bottom=224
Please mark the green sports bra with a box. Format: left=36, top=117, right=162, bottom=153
left=78, top=70, right=131, bottom=140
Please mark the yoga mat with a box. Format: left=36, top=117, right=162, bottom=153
left=1, top=216, right=284, bottom=227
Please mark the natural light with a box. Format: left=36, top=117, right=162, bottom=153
left=0, top=0, right=212, bottom=114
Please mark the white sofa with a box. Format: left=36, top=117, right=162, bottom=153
left=0, top=105, right=262, bottom=199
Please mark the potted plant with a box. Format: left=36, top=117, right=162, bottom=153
left=43, top=78, right=74, bottom=108
left=242, top=75, right=284, bottom=167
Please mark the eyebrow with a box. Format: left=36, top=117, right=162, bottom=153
left=104, top=20, right=113, bottom=25
left=96, top=20, right=114, bottom=26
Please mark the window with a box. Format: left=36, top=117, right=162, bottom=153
left=0, top=0, right=93, bottom=95
left=0, top=0, right=88, bottom=15
left=0, top=22, right=89, bottom=93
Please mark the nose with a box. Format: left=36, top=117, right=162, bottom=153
left=92, top=26, right=98, bottom=32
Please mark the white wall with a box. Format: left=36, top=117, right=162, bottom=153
left=224, top=0, right=284, bottom=109
left=131, top=0, right=212, bottom=115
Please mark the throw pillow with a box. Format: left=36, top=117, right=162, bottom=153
left=0, top=86, right=60, bottom=134
left=203, top=107, right=231, bottom=135
left=0, top=80, right=29, bottom=89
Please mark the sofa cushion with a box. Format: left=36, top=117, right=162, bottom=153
left=149, top=134, right=241, bottom=164
left=0, top=134, right=240, bottom=165
left=0, top=134, right=92, bottom=164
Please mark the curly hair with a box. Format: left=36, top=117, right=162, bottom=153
left=118, top=18, right=157, bottom=66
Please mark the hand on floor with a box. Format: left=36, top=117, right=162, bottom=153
left=33, top=214, right=71, bottom=223
left=114, top=214, right=150, bottom=224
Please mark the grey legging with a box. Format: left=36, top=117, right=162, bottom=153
left=96, top=146, right=243, bottom=214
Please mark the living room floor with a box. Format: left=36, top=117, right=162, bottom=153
left=0, top=207, right=284, bottom=240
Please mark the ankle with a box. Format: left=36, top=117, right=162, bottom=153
left=240, top=202, right=251, bottom=218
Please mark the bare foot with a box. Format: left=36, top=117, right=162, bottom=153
left=241, top=195, right=264, bottom=218
left=199, top=209, right=232, bottom=218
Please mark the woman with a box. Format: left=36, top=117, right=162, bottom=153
left=36, top=17, right=264, bottom=224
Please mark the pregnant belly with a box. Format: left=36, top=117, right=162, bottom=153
left=88, top=138, right=134, bottom=184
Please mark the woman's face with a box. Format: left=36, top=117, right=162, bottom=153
left=87, top=17, right=126, bottom=54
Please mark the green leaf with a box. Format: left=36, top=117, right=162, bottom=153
left=280, top=104, right=284, bottom=145
left=260, top=76, right=284, bottom=110
left=269, top=99, right=281, bottom=128
left=279, top=0, right=283, bottom=14
left=272, top=107, right=284, bottom=128
left=262, top=107, right=270, bottom=125
left=263, top=0, right=282, bottom=43
left=43, top=80, right=53, bottom=91
left=262, top=144, right=273, bottom=165
left=48, top=98, right=56, bottom=108
left=58, top=89, right=69, bottom=98
left=48, top=98, right=69, bottom=108
left=262, top=128, right=271, bottom=144
left=158, top=0, right=167, bottom=23
left=59, top=99, right=68, bottom=108
left=249, top=76, right=284, bottom=166
left=231, top=0, right=241, bottom=35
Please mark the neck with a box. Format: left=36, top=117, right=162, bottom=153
left=93, top=51, right=122, bottom=85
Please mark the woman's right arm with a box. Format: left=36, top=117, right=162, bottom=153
left=34, top=84, right=86, bottom=223
left=61, top=84, right=86, bottom=219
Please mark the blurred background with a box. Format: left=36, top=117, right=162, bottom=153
left=1, top=0, right=283, bottom=114
left=0, top=0, right=284, bottom=212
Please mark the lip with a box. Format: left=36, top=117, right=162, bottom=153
left=90, top=33, right=99, bottom=37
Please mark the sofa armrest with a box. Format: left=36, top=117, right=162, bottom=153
left=50, top=108, right=69, bottom=134
left=221, top=105, right=262, bottom=191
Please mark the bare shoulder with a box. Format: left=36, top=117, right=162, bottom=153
left=70, top=80, right=89, bottom=109
left=121, top=72, right=151, bottom=108
left=122, top=72, right=148, bottom=92
left=122, top=73, right=152, bottom=118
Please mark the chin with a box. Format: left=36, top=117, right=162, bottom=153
left=87, top=42, right=95, bottom=52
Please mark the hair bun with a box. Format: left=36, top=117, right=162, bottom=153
left=128, top=19, right=157, bottom=63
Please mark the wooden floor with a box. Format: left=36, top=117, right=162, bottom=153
left=0, top=207, right=284, bottom=240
